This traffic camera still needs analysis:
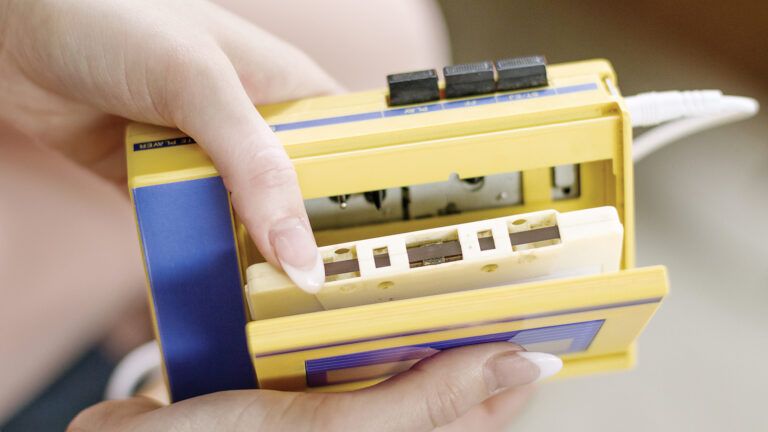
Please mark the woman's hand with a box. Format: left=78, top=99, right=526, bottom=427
left=0, top=3, right=565, bottom=431
left=0, top=0, right=340, bottom=292
left=70, top=343, right=562, bottom=432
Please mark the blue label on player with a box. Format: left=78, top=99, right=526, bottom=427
left=305, top=320, right=604, bottom=387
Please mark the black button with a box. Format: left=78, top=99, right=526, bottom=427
left=387, top=69, right=440, bottom=106
left=495, top=56, right=548, bottom=91
left=443, top=61, right=495, bottom=98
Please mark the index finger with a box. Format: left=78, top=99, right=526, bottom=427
left=162, top=44, right=324, bottom=293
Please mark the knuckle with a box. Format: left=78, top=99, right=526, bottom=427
left=425, top=380, right=466, bottom=427
left=154, top=38, right=226, bottom=121
left=164, top=41, right=219, bottom=77
left=410, top=365, right=466, bottom=428
left=259, top=393, right=341, bottom=432
left=306, top=394, right=345, bottom=432
left=239, top=146, right=298, bottom=191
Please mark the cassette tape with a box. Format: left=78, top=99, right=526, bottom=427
left=246, top=207, right=623, bottom=319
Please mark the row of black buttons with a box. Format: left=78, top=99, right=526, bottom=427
left=387, top=55, right=548, bottom=107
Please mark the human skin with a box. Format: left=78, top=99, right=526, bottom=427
left=0, top=0, right=451, bottom=419
left=0, top=0, right=338, bottom=417
left=0, top=1, right=562, bottom=429
left=71, top=343, right=559, bottom=432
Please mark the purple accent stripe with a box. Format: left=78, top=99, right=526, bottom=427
left=555, top=83, right=599, bottom=94
left=443, top=96, right=496, bottom=109
left=268, top=111, right=383, bottom=131
left=383, top=103, right=444, bottom=117
left=307, top=320, right=602, bottom=371
left=495, top=88, right=557, bottom=102
left=269, top=83, right=598, bottom=132
left=133, top=83, right=599, bottom=151
left=253, top=297, right=662, bottom=358
left=310, top=346, right=439, bottom=371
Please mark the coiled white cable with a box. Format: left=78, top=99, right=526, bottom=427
left=104, top=341, right=161, bottom=400
left=625, top=90, right=759, bottom=162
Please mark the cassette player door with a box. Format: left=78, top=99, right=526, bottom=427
left=246, top=265, right=668, bottom=391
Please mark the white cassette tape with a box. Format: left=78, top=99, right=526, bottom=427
left=246, top=206, right=623, bottom=320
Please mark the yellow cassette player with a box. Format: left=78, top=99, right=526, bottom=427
left=126, top=57, right=668, bottom=401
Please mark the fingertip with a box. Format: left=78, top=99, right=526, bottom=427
left=514, top=352, right=563, bottom=382
left=485, top=349, right=560, bottom=391
left=269, top=217, right=325, bottom=293
left=279, top=250, right=325, bottom=294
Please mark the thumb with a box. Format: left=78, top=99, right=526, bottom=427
left=67, top=345, right=562, bottom=432
left=344, top=343, right=562, bottom=431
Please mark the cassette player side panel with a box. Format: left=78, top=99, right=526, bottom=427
left=247, top=266, right=668, bottom=391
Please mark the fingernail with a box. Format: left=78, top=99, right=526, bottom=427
left=270, top=218, right=325, bottom=293
left=516, top=352, right=563, bottom=382
left=487, top=351, right=562, bottom=390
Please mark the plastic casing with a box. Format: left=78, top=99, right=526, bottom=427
left=125, top=59, right=669, bottom=399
